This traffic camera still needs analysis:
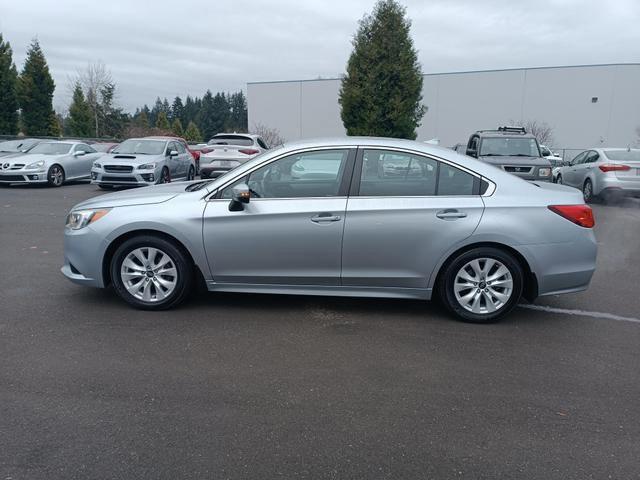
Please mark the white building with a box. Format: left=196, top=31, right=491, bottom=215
left=248, top=63, right=640, bottom=150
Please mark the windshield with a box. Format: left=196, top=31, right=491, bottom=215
left=93, top=143, right=117, bottom=152
left=112, top=139, right=166, bottom=155
left=480, top=137, right=540, bottom=157
left=208, top=135, right=253, bottom=146
left=0, top=139, right=40, bottom=152
left=28, top=143, right=72, bottom=155
left=603, top=150, right=640, bottom=161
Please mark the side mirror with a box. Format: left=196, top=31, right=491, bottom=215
left=229, top=183, right=250, bottom=211
left=466, top=149, right=477, bottom=158
left=169, top=150, right=179, bottom=157
left=74, top=150, right=86, bottom=156
left=562, top=160, right=570, bottom=167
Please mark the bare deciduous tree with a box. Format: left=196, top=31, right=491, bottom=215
left=514, top=119, right=555, bottom=147
left=251, top=123, right=285, bottom=148
left=68, top=61, right=114, bottom=137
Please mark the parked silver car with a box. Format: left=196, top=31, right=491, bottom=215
left=91, top=137, right=196, bottom=189
left=199, top=133, right=268, bottom=179
left=0, top=141, right=100, bottom=186
left=554, top=148, right=640, bottom=202
left=62, top=137, right=597, bottom=323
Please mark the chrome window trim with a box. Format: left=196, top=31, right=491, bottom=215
left=205, top=144, right=497, bottom=200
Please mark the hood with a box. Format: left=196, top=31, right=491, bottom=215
left=72, top=182, right=187, bottom=210
left=479, top=155, right=550, bottom=167
left=103, top=153, right=165, bottom=164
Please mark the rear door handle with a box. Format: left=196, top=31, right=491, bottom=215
left=436, top=209, right=467, bottom=220
left=311, top=213, right=341, bottom=223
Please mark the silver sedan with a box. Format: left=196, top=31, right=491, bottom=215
left=62, top=137, right=597, bottom=323
left=0, top=141, right=100, bottom=186
left=555, top=148, right=640, bottom=202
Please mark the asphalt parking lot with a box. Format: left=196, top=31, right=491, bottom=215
left=1, top=181, right=639, bottom=479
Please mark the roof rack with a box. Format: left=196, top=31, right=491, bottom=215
left=476, top=126, right=528, bottom=135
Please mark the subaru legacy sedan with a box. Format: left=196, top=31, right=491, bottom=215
left=62, top=138, right=597, bottom=323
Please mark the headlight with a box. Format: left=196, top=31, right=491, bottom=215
left=65, top=209, right=111, bottom=230
left=538, top=167, right=551, bottom=177
left=93, top=162, right=102, bottom=168
left=138, top=163, right=156, bottom=170
left=25, top=160, right=45, bottom=170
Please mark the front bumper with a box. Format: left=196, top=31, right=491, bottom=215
left=91, top=169, right=158, bottom=186
left=0, top=171, right=48, bottom=183
left=61, top=225, right=108, bottom=288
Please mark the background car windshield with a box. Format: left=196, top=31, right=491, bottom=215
left=92, top=143, right=116, bottom=152
left=112, top=140, right=165, bottom=155
left=603, top=150, right=640, bottom=161
left=0, top=139, right=39, bottom=152
left=28, top=143, right=72, bottom=155
left=480, top=138, right=540, bottom=156
left=208, top=135, right=253, bottom=146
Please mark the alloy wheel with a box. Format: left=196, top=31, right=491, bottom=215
left=453, top=258, right=514, bottom=314
left=120, top=247, right=178, bottom=302
left=50, top=166, right=64, bottom=186
left=583, top=180, right=593, bottom=202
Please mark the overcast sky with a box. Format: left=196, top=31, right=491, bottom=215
left=1, top=0, right=639, bottom=113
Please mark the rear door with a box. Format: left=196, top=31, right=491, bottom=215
left=341, top=148, right=484, bottom=290
left=203, top=148, right=356, bottom=285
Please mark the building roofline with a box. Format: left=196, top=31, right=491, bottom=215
left=247, top=63, right=640, bottom=85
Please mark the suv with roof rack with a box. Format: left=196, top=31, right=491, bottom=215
left=464, top=126, right=552, bottom=182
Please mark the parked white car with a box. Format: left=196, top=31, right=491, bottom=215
left=540, top=145, right=563, bottom=166
left=199, top=133, right=269, bottom=178
left=0, top=141, right=100, bottom=187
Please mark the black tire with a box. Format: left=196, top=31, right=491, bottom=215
left=110, top=235, right=193, bottom=310
left=583, top=179, right=597, bottom=203
left=556, top=174, right=563, bottom=185
left=47, top=164, right=65, bottom=187
left=157, top=167, right=170, bottom=184
left=98, top=184, right=114, bottom=190
left=187, top=165, right=195, bottom=181
left=438, top=247, right=524, bottom=323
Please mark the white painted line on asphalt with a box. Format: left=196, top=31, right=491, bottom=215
left=519, top=304, right=640, bottom=324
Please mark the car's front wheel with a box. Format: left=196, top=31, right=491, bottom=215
left=439, top=247, right=523, bottom=323
left=110, top=235, right=193, bottom=310
left=187, top=166, right=195, bottom=181
left=157, top=167, right=170, bottom=184
left=47, top=164, right=65, bottom=187
left=556, top=174, right=563, bottom=185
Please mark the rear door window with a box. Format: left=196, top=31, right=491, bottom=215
left=358, top=150, right=438, bottom=196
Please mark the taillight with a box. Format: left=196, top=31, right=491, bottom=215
left=201, top=148, right=214, bottom=154
left=599, top=163, right=631, bottom=172
left=239, top=149, right=260, bottom=155
left=548, top=205, right=595, bottom=228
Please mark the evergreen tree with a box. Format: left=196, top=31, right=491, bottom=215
left=162, top=97, right=171, bottom=116
left=0, top=33, right=19, bottom=134
left=339, top=0, right=425, bottom=139
left=199, top=90, right=216, bottom=141
left=171, top=96, right=184, bottom=124
left=184, top=121, right=202, bottom=142
left=210, top=92, right=229, bottom=135
left=183, top=95, right=196, bottom=126
left=155, top=111, right=170, bottom=130
left=98, top=82, right=127, bottom=137
left=149, top=97, right=162, bottom=126
left=49, top=112, right=62, bottom=137
left=227, top=91, right=248, bottom=132
left=18, top=39, right=56, bottom=135
left=134, top=109, right=149, bottom=128
left=171, top=118, right=183, bottom=137
left=68, top=82, right=93, bottom=137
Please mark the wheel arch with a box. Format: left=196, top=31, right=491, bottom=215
left=101, top=229, right=205, bottom=288
left=432, top=241, right=538, bottom=302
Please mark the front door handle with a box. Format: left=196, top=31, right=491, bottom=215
left=311, top=213, right=341, bottom=223
left=436, top=209, right=467, bottom=220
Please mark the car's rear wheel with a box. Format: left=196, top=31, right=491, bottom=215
left=157, top=167, right=170, bottom=184
left=47, top=164, right=65, bottom=187
left=556, top=174, right=563, bottom=185
left=583, top=179, right=596, bottom=203
left=110, top=235, right=193, bottom=310
left=439, top=247, right=523, bottom=323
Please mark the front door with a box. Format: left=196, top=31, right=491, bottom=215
left=342, top=148, right=484, bottom=289
left=563, top=151, right=587, bottom=187
left=203, top=148, right=355, bottom=285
